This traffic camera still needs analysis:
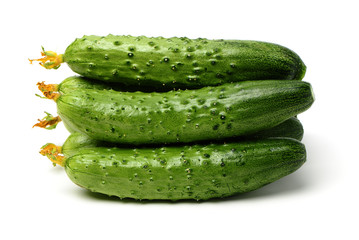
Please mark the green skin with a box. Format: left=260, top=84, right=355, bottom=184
left=59, top=76, right=304, bottom=141
left=56, top=77, right=313, bottom=145
left=63, top=35, right=306, bottom=89
left=60, top=133, right=306, bottom=201
left=63, top=111, right=304, bottom=142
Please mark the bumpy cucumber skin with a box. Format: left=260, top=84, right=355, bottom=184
left=57, top=79, right=313, bottom=145
left=63, top=116, right=304, bottom=142
left=60, top=76, right=305, bottom=141
left=62, top=134, right=306, bottom=201
left=63, top=35, right=306, bottom=89
left=62, top=117, right=304, bottom=154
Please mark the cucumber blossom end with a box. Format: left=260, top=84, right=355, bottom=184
left=29, top=46, right=64, bottom=69
left=33, top=112, right=61, bottom=130
left=40, top=143, right=65, bottom=167
left=36, top=81, right=60, bottom=101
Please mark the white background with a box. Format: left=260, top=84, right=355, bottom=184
left=1, top=0, right=358, bottom=239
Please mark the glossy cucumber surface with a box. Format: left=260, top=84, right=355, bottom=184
left=63, top=35, right=306, bottom=89
left=59, top=76, right=305, bottom=141
left=57, top=79, right=313, bottom=145
left=61, top=133, right=306, bottom=201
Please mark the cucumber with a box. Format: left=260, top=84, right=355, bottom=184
left=49, top=113, right=305, bottom=142
left=51, top=78, right=313, bottom=145
left=61, top=114, right=303, bottom=143
left=41, top=133, right=306, bottom=201
left=41, top=76, right=304, bottom=141
left=31, top=35, right=306, bottom=89
left=63, top=116, right=304, bottom=142
left=35, top=77, right=305, bottom=141
left=63, top=115, right=304, bottom=142
left=61, top=109, right=304, bottom=141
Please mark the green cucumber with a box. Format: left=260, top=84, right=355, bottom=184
left=63, top=116, right=304, bottom=142
left=42, top=133, right=306, bottom=201
left=33, top=35, right=306, bottom=89
left=54, top=76, right=305, bottom=141
left=62, top=115, right=304, bottom=144
left=53, top=78, right=313, bottom=145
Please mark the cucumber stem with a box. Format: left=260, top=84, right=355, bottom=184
left=40, top=143, right=65, bottom=167
left=36, top=81, right=60, bottom=101
left=33, top=112, right=61, bottom=130
left=29, top=46, right=64, bottom=69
